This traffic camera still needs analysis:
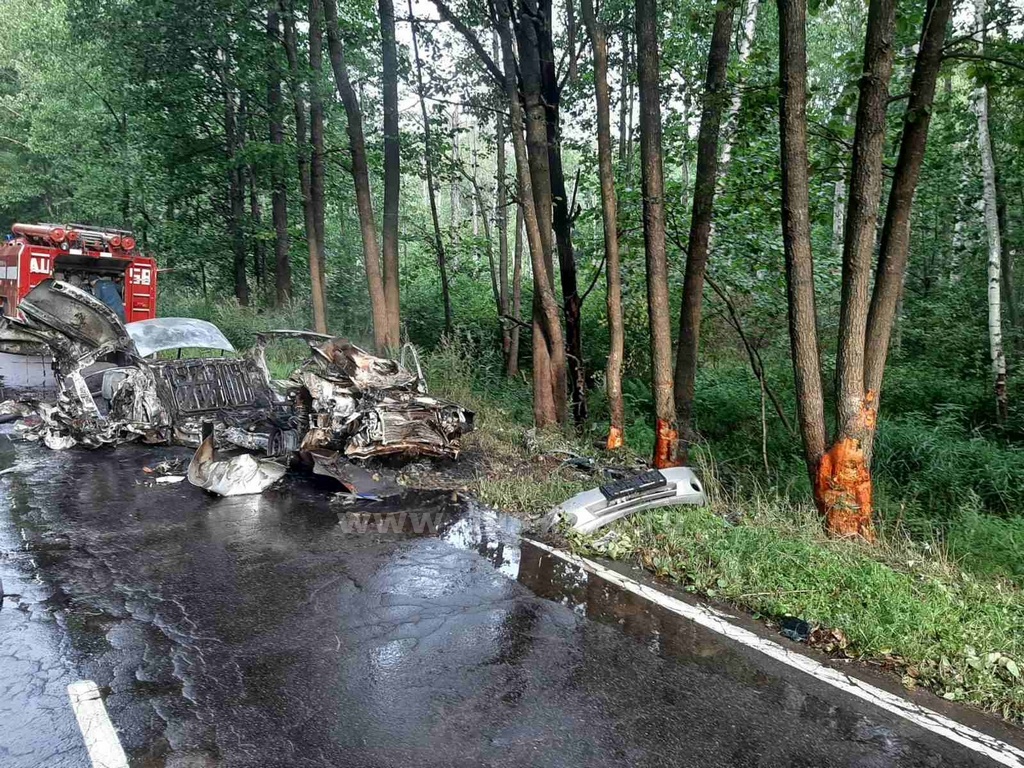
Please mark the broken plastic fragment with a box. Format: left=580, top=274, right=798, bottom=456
left=780, top=617, right=810, bottom=643
left=187, top=423, right=286, bottom=497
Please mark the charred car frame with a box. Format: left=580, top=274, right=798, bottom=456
left=0, top=280, right=474, bottom=471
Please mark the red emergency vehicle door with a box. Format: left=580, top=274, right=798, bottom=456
left=125, top=257, right=157, bottom=322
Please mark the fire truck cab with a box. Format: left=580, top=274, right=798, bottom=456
left=0, top=223, right=156, bottom=322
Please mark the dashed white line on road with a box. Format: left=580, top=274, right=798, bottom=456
left=67, top=680, right=129, bottom=768
left=525, top=538, right=1024, bottom=768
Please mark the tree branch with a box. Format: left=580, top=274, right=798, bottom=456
left=428, top=0, right=505, bottom=86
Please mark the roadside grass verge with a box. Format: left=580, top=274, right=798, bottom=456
left=568, top=479, right=1024, bottom=725
left=421, top=342, right=1024, bottom=725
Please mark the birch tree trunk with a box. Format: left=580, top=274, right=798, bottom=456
left=973, top=0, right=1009, bottom=421
left=718, top=0, right=759, bottom=173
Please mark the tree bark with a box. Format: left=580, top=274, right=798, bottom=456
left=636, top=0, right=679, bottom=468
left=494, top=32, right=512, bottom=364
left=221, top=54, right=249, bottom=307
left=973, top=0, right=1008, bottom=421
left=538, top=0, right=586, bottom=425
left=309, top=0, right=329, bottom=332
left=864, top=0, right=954, bottom=401
left=380, top=0, right=402, bottom=349
left=409, top=0, right=454, bottom=338
left=673, top=0, right=736, bottom=458
left=280, top=0, right=321, bottom=331
left=267, top=9, right=292, bottom=307
left=581, top=0, right=626, bottom=449
left=498, top=0, right=566, bottom=425
left=618, top=27, right=630, bottom=164
left=323, top=0, right=388, bottom=351
left=508, top=203, right=524, bottom=377
left=813, top=0, right=896, bottom=540
left=777, top=0, right=828, bottom=498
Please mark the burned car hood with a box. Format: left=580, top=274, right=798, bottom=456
left=18, top=279, right=135, bottom=356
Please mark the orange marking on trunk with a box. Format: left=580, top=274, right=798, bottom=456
left=652, top=419, right=682, bottom=469
left=606, top=425, right=624, bottom=451
left=816, top=438, right=875, bottom=541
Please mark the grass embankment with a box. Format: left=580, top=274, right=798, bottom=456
left=423, top=343, right=1024, bottom=726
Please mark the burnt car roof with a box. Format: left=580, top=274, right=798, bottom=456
left=127, top=317, right=236, bottom=357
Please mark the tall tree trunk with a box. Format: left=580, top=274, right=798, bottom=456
left=281, top=0, right=324, bottom=331
left=581, top=0, right=625, bottom=449
left=973, top=0, right=1008, bottom=421
left=636, top=0, right=679, bottom=467
left=409, top=0, right=454, bottom=337
left=221, top=55, right=249, bottom=306
left=995, top=169, right=1018, bottom=332
left=818, top=0, right=896, bottom=540
left=267, top=9, right=292, bottom=307
left=618, top=26, right=630, bottom=165
left=673, top=0, right=736, bottom=457
left=494, top=32, right=512, bottom=364
left=309, top=0, right=329, bottom=332
left=498, top=0, right=567, bottom=425
left=718, top=0, right=759, bottom=173
left=380, top=0, right=401, bottom=349
left=777, top=0, right=828, bottom=499
left=864, top=0, right=954, bottom=406
left=534, top=0, right=586, bottom=424
left=508, top=203, right=524, bottom=377
left=247, top=163, right=265, bottom=290
left=323, top=0, right=388, bottom=351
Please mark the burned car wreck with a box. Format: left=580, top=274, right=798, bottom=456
left=0, top=280, right=473, bottom=493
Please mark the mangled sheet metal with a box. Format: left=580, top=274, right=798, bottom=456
left=188, top=423, right=286, bottom=496
left=256, top=331, right=473, bottom=461
left=0, top=281, right=474, bottom=494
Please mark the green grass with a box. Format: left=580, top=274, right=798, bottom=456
left=567, top=487, right=1024, bottom=723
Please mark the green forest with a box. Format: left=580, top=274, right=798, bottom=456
left=3, top=0, right=1024, bottom=722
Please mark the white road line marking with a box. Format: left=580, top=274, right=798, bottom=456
left=525, top=538, right=1024, bottom=768
left=67, top=680, right=129, bottom=768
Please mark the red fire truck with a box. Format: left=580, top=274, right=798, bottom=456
left=0, top=223, right=157, bottom=322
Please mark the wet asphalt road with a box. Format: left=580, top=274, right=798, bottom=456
left=0, top=432, right=1017, bottom=767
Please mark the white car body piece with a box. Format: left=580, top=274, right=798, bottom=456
left=544, top=467, right=706, bottom=535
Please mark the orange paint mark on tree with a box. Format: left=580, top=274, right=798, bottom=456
left=815, top=392, right=877, bottom=542
left=652, top=419, right=682, bottom=469
left=606, top=425, right=625, bottom=451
